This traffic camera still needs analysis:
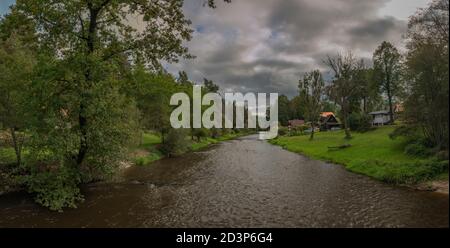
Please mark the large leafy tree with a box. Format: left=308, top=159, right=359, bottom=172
left=1, top=0, right=230, bottom=210
left=373, top=41, right=403, bottom=123
left=14, top=0, right=229, bottom=166
left=0, top=34, right=36, bottom=166
left=404, top=0, right=449, bottom=150
left=299, top=70, right=324, bottom=140
left=15, top=0, right=195, bottom=168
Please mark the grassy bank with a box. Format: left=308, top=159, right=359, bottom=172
left=270, top=126, right=449, bottom=185
left=132, top=131, right=252, bottom=166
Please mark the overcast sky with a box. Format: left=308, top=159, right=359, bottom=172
left=164, top=0, right=431, bottom=97
left=1, top=0, right=431, bottom=97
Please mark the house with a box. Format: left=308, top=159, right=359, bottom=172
left=288, top=119, right=305, bottom=128
left=369, top=111, right=392, bottom=126
left=319, top=112, right=340, bottom=131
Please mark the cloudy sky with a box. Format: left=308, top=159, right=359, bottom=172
left=164, top=0, right=431, bottom=97
left=1, top=0, right=431, bottom=97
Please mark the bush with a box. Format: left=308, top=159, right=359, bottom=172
left=160, top=129, right=189, bottom=157
left=290, top=125, right=309, bottom=136
left=210, top=128, right=220, bottom=139
left=192, top=128, right=209, bottom=142
left=21, top=165, right=83, bottom=211
left=389, top=125, right=419, bottom=140
left=404, top=142, right=432, bottom=157
left=348, top=112, right=372, bottom=132
left=350, top=159, right=449, bottom=184
left=278, top=127, right=289, bottom=136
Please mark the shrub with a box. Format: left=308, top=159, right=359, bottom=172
left=290, top=125, right=309, bottom=136
left=278, top=127, right=289, bottom=136
left=160, top=129, right=189, bottom=157
left=193, top=128, right=209, bottom=142
left=350, top=159, right=449, bottom=184
left=21, top=165, right=83, bottom=211
left=348, top=112, right=372, bottom=132
left=210, top=127, right=220, bottom=139
left=404, top=142, right=432, bottom=157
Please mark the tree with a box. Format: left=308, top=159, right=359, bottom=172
left=177, top=71, right=192, bottom=85
left=299, top=70, right=324, bottom=140
left=0, top=34, right=35, bottom=166
left=288, top=95, right=305, bottom=120
left=203, top=78, right=219, bottom=93
left=15, top=0, right=196, bottom=168
left=131, top=66, right=178, bottom=143
left=278, top=95, right=290, bottom=126
left=403, top=0, right=449, bottom=150
left=359, top=68, right=383, bottom=114
left=6, top=0, right=230, bottom=210
left=325, top=52, right=365, bottom=139
left=373, top=41, right=403, bottom=123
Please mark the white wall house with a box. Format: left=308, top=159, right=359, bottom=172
left=369, top=111, right=392, bottom=126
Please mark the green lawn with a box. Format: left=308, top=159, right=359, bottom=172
left=270, top=126, right=449, bottom=184
left=132, top=132, right=164, bottom=166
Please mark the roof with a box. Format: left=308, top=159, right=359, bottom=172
left=320, top=112, right=335, bottom=118
left=369, top=110, right=390, bottom=115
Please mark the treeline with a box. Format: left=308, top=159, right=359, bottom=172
left=0, top=0, right=232, bottom=210
left=278, top=0, right=449, bottom=150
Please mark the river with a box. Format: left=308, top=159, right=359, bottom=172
left=0, top=135, right=448, bottom=227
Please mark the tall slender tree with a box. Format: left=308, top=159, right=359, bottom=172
left=373, top=41, right=403, bottom=123
left=299, top=70, right=324, bottom=140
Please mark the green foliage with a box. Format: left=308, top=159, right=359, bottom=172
left=348, top=159, right=448, bottom=184
left=160, top=129, right=189, bottom=157
left=403, top=0, right=449, bottom=150
left=404, top=142, right=432, bottom=158
left=278, top=126, right=289, bottom=136
left=193, top=128, right=210, bottom=142
left=21, top=165, right=83, bottom=211
left=270, top=126, right=446, bottom=184
left=325, top=53, right=366, bottom=139
left=134, top=152, right=163, bottom=166
left=348, top=112, right=372, bottom=132
left=0, top=147, right=16, bottom=165
left=373, top=41, right=403, bottom=122
left=299, top=70, right=324, bottom=140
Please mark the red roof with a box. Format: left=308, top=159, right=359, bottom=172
left=320, top=112, right=335, bottom=118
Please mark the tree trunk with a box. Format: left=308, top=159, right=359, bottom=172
left=387, top=89, right=394, bottom=124
left=385, top=68, right=395, bottom=124
left=9, top=128, right=22, bottom=166
left=309, top=122, right=315, bottom=140
left=342, top=110, right=352, bottom=139
left=76, top=6, right=99, bottom=166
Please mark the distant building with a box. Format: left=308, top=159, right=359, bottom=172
left=369, top=111, right=392, bottom=126
left=319, top=112, right=340, bottom=131
left=394, top=103, right=404, bottom=113
left=288, top=119, right=305, bottom=127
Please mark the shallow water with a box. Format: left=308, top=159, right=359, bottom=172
left=0, top=135, right=448, bottom=227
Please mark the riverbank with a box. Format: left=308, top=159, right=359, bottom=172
left=131, top=131, right=254, bottom=167
left=270, top=126, right=449, bottom=192
left=0, top=131, right=253, bottom=194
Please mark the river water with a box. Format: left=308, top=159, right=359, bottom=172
left=0, top=135, right=448, bottom=227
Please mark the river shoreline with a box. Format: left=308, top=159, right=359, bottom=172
left=269, top=140, right=449, bottom=195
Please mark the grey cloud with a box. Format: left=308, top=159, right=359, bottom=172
left=164, top=0, right=416, bottom=98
